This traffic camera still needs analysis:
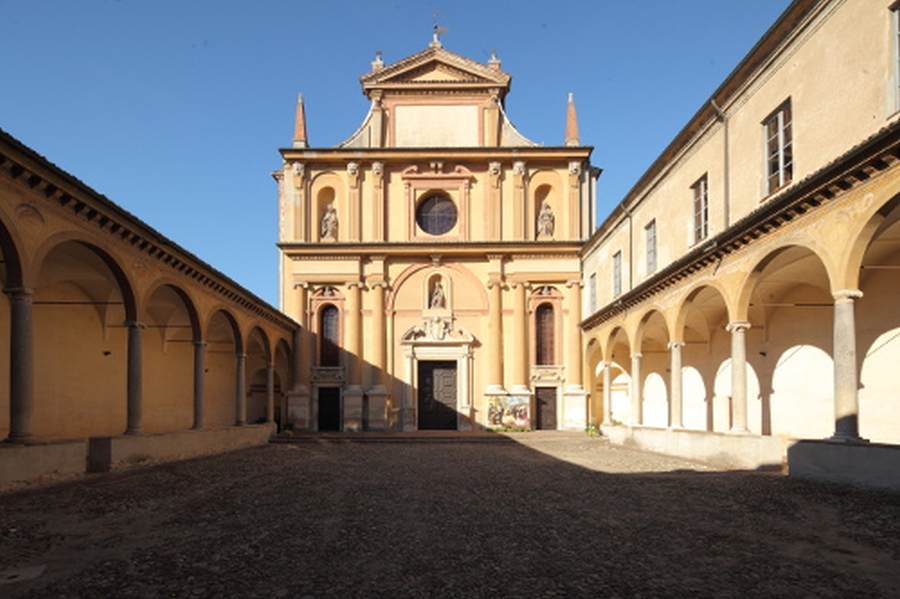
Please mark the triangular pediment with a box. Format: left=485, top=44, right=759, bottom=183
left=361, top=47, right=510, bottom=90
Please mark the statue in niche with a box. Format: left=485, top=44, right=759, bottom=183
left=320, top=203, right=338, bottom=241
left=429, top=279, right=446, bottom=309
left=537, top=201, right=555, bottom=238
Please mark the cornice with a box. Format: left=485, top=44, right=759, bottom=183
left=280, top=146, right=593, bottom=161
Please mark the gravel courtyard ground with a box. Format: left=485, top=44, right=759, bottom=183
left=2, top=433, right=899, bottom=598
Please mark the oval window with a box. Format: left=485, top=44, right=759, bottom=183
left=415, top=194, right=458, bottom=236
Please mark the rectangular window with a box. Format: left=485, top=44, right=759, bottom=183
left=645, top=219, right=657, bottom=275
left=612, top=251, right=622, bottom=297
left=692, top=174, right=709, bottom=243
left=764, top=100, right=793, bottom=195
left=589, top=273, right=597, bottom=313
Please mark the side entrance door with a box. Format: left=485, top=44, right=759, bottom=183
left=535, top=387, right=557, bottom=430
left=318, top=387, right=341, bottom=431
left=417, top=360, right=458, bottom=430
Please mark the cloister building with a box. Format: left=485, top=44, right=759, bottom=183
left=581, top=0, right=900, bottom=477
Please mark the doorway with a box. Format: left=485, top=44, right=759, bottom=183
left=535, top=387, right=557, bottom=430
left=417, top=360, right=458, bottom=430
left=318, top=387, right=341, bottom=431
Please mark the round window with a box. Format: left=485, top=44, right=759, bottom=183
left=415, top=194, right=458, bottom=236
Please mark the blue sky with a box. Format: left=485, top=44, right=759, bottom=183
left=0, top=0, right=790, bottom=306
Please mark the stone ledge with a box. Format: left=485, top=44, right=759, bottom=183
left=788, top=439, right=900, bottom=492
left=601, top=424, right=787, bottom=470
left=1, top=424, right=275, bottom=490
left=0, top=440, right=88, bottom=488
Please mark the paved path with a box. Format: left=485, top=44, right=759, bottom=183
left=1, top=434, right=899, bottom=597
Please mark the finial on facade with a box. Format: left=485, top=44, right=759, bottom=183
left=293, top=93, right=308, bottom=149
left=371, top=50, right=384, bottom=72
left=565, top=92, right=580, bottom=147
left=488, top=49, right=501, bottom=71
left=431, top=24, right=447, bottom=48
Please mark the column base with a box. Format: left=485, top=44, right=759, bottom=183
left=485, top=384, right=508, bottom=396
left=728, top=427, right=750, bottom=435
left=4, top=434, right=35, bottom=445
left=507, top=384, right=532, bottom=396
left=343, top=386, right=364, bottom=432
left=562, top=388, right=589, bottom=431
left=366, top=386, right=390, bottom=431
left=827, top=434, right=870, bottom=444
left=286, top=388, right=311, bottom=431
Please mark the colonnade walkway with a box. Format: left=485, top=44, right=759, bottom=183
left=2, top=436, right=898, bottom=597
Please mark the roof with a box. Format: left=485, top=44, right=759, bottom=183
left=0, top=126, right=298, bottom=331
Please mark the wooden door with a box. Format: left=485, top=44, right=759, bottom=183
left=417, top=361, right=458, bottom=430
left=536, top=387, right=557, bottom=430
left=318, top=387, right=341, bottom=431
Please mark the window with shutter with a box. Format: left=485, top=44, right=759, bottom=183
left=319, top=304, right=340, bottom=366
left=536, top=303, right=555, bottom=366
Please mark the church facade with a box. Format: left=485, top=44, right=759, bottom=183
left=276, top=37, right=597, bottom=431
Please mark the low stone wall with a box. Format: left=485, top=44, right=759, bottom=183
left=788, top=439, right=900, bottom=491
left=1, top=424, right=275, bottom=489
left=601, top=425, right=787, bottom=470
left=0, top=440, right=88, bottom=487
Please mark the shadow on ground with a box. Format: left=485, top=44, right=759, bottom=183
left=1, top=434, right=899, bottom=598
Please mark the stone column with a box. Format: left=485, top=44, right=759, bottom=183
left=6, top=287, right=34, bottom=442
left=266, top=362, right=275, bottom=423
left=235, top=352, right=247, bottom=426
left=602, top=361, right=612, bottom=426
left=668, top=341, right=685, bottom=429
left=343, top=281, right=364, bottom=431
left=126, top=321, right=143, bottom=435
left=727, top=321, right=750, bottom=433
left=367, top=281, right=388, bottom=430
left=485, top=278, right=505, bottom=394
left=287, top=283, right=310, bottom=430
left=509, top=281, right=530, bottom=396
left=630, top=352, right=642, bottom=426
left=192, top=341, right=206, bottom=430
left=832, top=289, right=866, bottom=442
left=562, top=280, right=587, bottom=430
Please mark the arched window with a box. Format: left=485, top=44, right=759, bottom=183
left=319, top=304, right=340, bottom=366
left=536, top=303, right=555, bottom=365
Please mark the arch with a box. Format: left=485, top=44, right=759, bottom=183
left=386, top=262, right=488, bottom=313
left=632, top=306, right=671, bottom=351
left=841, top=193, right=900, bottom=290
left=204, top=307, right=243, bottom=353
left=319, top=303, right=340, bottom=366
left=673, top=281, right=733, bottom=342
left=0, top=211, right=24, bottom=288
left=141, top=282, right=202, bottom=433
left=141, top=280, right=201, bottom=341
left=735, top=242, right=835, bottom=322
left=246, top=325, right=272, bottom=363
left=535, top=302, right=555, bottom=366
left=30, top=234, right=137, bottom=321
left=602, top=325, right=632, bottom=374
left=30, top=238, right=139, bottom=438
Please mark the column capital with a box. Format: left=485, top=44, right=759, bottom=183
left=293, top=281, right=311, bottom=290
left=667, top=341, right=686, bottom=350
left=346, top=280, right=365, bottom=290
left=235, top=352, right=248, bottom=359
left=124, top=320, right=146, bottom=329
left=565, top=279, right=584, bottom=288
left=3, top=287, right=34, bottom=298
left=367, top=280, right=390, bottom=290
left=486, top=277, right=506, bottom=290
left=833, top=288, right=863, bottom=303
left=510, top=281, right=529, bottom=290
left=631, top=352, right=643, bottom=359
left=726, top=320, right=751, bottom=333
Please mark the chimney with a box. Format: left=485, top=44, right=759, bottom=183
left=565, top=92, right=580, bottom=147
left=292, top=93, right=308, bottom=149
